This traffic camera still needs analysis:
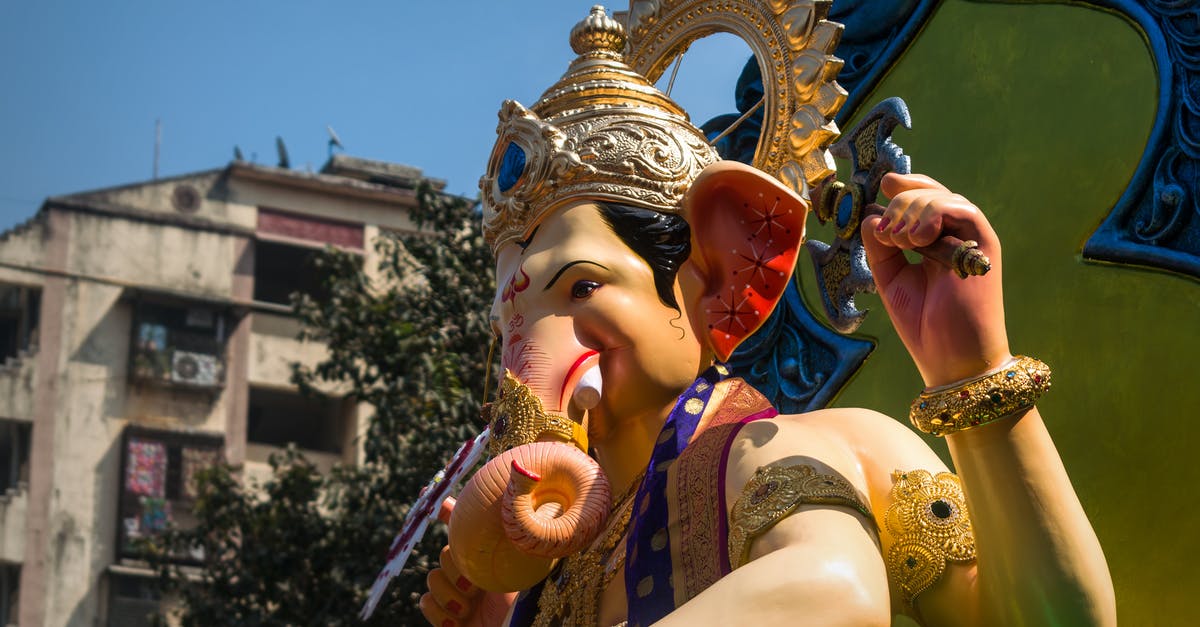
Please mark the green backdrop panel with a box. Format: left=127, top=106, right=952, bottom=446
left=804, top=1, right=1197, bottom=623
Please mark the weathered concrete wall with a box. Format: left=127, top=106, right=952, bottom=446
left=230, top=177, right=418, bottom=234
left=36, top=231, right=231, bottom=626
left=0, top=356, right=35, bottom=422
left=73, top=171, right=255, bottom=231
left=0, top=215, right=46, bottom=269
left=66, top=212, right=238, bottom=299
left=0, top=487, right=27, bottom=563
left=248, top=312, right=339, bottom=391
left=40, top=282, right=128, bottom=626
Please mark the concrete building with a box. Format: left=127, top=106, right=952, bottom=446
left=0, top=155, right=440, bottom=626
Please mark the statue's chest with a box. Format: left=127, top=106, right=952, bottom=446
left=530, top=502, right=633, bottom=626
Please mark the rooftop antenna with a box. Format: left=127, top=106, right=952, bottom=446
left=327, top=125, right=344, bottom=158
left=276, top=136, right=290, bottom=169
left=233, top=145, right=244, bottom=162
left=153, top=118, right=162, bottom=179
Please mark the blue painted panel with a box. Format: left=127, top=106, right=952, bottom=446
left=1075, top=0, right=1200, bottom=279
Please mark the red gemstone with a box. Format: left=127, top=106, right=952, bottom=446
left=751, top=481, right=777, bottom=504
left=959, top=390, right=970, bottom=399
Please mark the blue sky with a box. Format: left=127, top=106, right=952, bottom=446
left=0, top=2, right=752, bottom=231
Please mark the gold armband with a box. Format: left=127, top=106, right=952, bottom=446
left=728, top=464, right=871, bottom=570
left=884, top=469, right=976, bottom=605
left=909, top=355, right=1051, bottom=436
left=483, top=370, right=588, bottom=456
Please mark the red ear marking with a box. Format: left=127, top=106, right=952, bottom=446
left=683, top=162, right=808, bottom=361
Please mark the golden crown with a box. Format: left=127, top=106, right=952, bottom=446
left=480, top=5, right=719, bottom=251
left=480, top=2, right=846, bottom=251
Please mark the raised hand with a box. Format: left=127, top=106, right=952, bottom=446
left=860, top=173, right=1012, bottom=387
left=420, top=499, right=517, bottom=627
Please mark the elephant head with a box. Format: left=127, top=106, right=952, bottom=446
left=448, top=161, right=809, bottom=592
left=446, top=6, right=809, bottom=594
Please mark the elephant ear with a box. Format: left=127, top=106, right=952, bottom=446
left=682, top=161, right=809, bottom=362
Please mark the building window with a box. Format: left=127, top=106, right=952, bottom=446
left=0, top=562, right=18, bottom=627
left=117, top=426, right=223, bottom=562
left=252, top=240, right=327, bottom=306
left=129, top=301, right=226, bottom=390
left=0, top=421, right=30, bottom=493
left=106, top=573, right=159, bottom=627
left=0, top=562, right=17, bottom=624
left=247, top=387, right=348, bottom=455
left=0, top=284, right=39, bottom=362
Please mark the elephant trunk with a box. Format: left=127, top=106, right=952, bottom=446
left=449, top=441, right=612, bottom=592
left=502, top=447, right=612, bottom=558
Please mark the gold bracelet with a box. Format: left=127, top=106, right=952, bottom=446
left=909, top=355, right=1051, bottom=436
left=483, top=369, right=589, bottom=456
left=728, top=464, right=871, bottom=570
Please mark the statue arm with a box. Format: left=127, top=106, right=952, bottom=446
left=652, top=404, right=1115, bottom=626
left=827, top=406, right=1114, bottom=626
left=932, top=406, right=1116, bottom=624
left=652, top=418, right=892, bottom=626
left=650, top=508, right=891, bottom=626
left=856, top=172, right=1116, bottom=625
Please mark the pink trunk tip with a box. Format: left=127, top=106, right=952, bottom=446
left=511, top=458, right=542, bottom=482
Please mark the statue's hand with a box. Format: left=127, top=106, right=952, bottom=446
left=420, top=500, right=517, bottom=627
left=861, top=173, right=1012, bottom=386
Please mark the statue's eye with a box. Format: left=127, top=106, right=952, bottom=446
left=571, top=280, right=600, bottom=299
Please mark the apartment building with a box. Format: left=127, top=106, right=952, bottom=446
left=0, top=155, right=442, bottom=625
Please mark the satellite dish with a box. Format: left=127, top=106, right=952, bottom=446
left=327, top=125, right=344, bottom=157
left=276, top=136, right=290, bottom=169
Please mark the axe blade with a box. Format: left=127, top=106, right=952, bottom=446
left=808, top=97, right=912, bottom=334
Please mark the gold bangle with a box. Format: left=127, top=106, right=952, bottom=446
left=483, top=369, right=589, bottom=456
left=728, top=464, right=871, bottom=570
left=909, top=355, right=1051, bottom=436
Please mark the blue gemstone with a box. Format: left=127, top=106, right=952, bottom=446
left=1006, top=371, right=1016, bottom=379
left=497, top=142, right=526, bottom=192
left=836, top=192, right=855, bottom=230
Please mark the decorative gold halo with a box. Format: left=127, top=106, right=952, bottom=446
left=617, top=0, right=847, bottom=196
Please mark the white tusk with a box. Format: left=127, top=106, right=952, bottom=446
left=572, top=365, right=603, bottom=410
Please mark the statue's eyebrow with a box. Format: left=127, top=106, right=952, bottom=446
left=544, top=260, right=609, bottom=291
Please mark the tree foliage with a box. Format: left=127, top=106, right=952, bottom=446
left=152, top=182, right=496, bottom=625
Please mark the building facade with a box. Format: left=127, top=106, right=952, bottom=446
left=0, top=156, right=438, bottom=626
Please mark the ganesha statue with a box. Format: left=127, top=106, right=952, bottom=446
left=417, top=3, right=1116, bottom=626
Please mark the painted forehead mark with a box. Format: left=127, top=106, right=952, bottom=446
left=501, top=265, right=531, bottom=304
left=543, top=260, right=610, bottom=291
left=515, top=225, right=540, bottom=254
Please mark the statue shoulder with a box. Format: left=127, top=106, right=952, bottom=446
left=723, top=409, right=875, bottom=512
left=784, top=407, right=948, bottom=481
left=728, top=407, right=944, bottom=489
left=731, top=408, right=977, bottom=612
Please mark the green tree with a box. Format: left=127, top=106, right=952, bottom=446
left=152, top=181, right=496, bottom=625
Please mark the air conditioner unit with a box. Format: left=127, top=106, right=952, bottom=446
left=170, top=350, right=222, bottom=387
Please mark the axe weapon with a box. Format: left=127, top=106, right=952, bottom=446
left=360, top=429, right=491, bottom=619
left=806, top=97, right=990, bottom=334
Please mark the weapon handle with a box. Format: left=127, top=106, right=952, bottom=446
left=864, top=204, right=991, bottom=279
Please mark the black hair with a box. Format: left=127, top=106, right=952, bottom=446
left=597, top=203, right=692, bottom=311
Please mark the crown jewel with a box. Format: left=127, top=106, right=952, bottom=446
left=480, top=5, right=719, bottom=251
